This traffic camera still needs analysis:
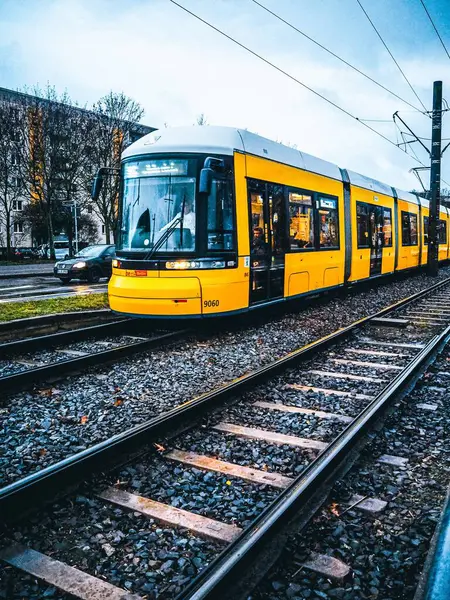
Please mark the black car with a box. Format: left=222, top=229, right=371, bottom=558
left=54, top=245, right=115, bottom=283
left=14, top=247, right=40, bottom=260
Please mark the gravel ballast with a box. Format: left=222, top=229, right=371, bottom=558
left=250, top=344, right=450, bottom=600
left=1, top=495, right=221, bottom=599
left=2, top=269, right=450, bottom=487
left=1, top=278, right=450, bottom=599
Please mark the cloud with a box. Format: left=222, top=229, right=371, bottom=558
left=0, top=0, right=448, bottom=191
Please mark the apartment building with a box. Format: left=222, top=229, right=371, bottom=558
left=0, top=86, right=154, bottom=250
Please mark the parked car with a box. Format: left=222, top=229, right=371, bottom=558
left=54, top=244, right=115, bottom=283
left=14, top=247, right=40, bottom=260
left=54, top=241, right=71, bottom=260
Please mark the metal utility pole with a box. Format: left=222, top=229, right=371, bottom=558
left=73, top=200, right=79, bottom=254
left=427, top=80, right=443, bottom=276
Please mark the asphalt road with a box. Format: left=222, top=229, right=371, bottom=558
left=0, top=263, right=54, bottom=277
left=0, top=275, right=108, bottom=303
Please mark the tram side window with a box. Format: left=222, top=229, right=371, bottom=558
left=401, top=211, right=418, bottom=246
left=207, top=179, right=235, bottom=250
left=357, top=202, right=369, bottom=248
left=268, top=183, right=287, bottom=255
left=439, top=219, right=447, bottom=244
left=288, top=192, right=314, bottom=250
left=318, top=196, right=339, bottom=248
left=249, top=181, right=267, bottom=256
left=423, top=216, right=429, bottom=245
left=383, top=208, right=392, bottom=247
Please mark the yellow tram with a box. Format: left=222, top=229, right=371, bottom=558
left=106, top=126, right=449, bottom=318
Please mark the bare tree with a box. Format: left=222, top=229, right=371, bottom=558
left=195, top=113, right=208, bottom=126
left=85, top=92, right=145, bottom=244
left=14, top=85, right=84, bottom=259
left=53, top=105, right=93, bottom=254
left=0, top=99, right=27, bottom=258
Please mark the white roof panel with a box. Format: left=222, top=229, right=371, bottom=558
left=394, top=188, right=419, bottom=204
left=238, top=129, right=306, bottom=171
left=418, top=196, right=430, bottom=209
left=122, top=126, right=342, bottom=180
left=122, top=126, right=244, bottom=159
left=347, top=170, right=394, bottom=196
left=122, top=126, right=426, bottom=194
left=238, top=129, right=342, bottom=180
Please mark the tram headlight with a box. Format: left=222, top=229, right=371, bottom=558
left=112, top=259, right=119, bottom=268
left=166, top=260, right=200, bottom=270
left=165, top=260, right=226, bottom=270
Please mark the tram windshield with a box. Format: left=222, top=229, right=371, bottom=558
left=118, top=158, right=197, bottom=252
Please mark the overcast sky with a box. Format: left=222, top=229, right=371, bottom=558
left=1, top=0, right=449, bottom=191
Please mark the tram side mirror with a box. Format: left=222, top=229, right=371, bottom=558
left=199, top=167, right=213, bottom=195
left=199, top=157, right=225, bottom=195
left=91, top=169, right=104, bottom=201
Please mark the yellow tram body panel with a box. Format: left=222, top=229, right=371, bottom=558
left=396, top=199, right=420, bottom=271
left=244, top=153, right=345, bottom=297
left=108, top=272, right=202, bottom=316
left=347, top=186, right=395, bottom=282
left=439, top=208, right=449, bottom=262
left=109, top=259, right=249, bottom=317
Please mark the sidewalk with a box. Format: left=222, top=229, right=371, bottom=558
left=0, top=263, right=54, bottom=279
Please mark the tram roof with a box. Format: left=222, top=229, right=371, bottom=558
left=122, top=126, right=417, bottom=202
left=122, top=126, right=342, bottom=180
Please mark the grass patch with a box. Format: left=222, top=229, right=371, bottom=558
left=0, top=293, right=109, bottom=322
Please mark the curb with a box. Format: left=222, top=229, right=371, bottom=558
left=0, top=308, right=113, bottom=332
left=0, top=270, right=54, bottom=279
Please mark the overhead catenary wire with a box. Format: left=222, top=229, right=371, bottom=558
left=168, top=0, right=427, bottom=168
left=250, top=0, right=424, bottom=113
left=419, top=0, right=450, bottom=61
left=356, top=0, right=428, bottom=113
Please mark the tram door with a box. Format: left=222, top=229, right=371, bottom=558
left=248, top=179, right=286, bottom=304
left=368, top=205, right=383, bottom=275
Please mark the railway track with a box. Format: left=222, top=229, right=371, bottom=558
left=0, top=318, right=189, bottom=394
left=1, top=278, right=450, bottom=599
left=0, top=308, right=119, bottom=343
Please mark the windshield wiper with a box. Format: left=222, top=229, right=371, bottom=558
left=132, top=178, right=141, bottom=207
left=179, top=193, right=187, bottom=248
left=143, top=216, right=182, bottom=261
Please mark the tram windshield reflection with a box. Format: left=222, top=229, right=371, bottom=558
left=118, top=158, right=196, bottom=252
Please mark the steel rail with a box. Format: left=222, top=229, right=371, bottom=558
left=0, top=328, right=190, bottom=395
left=1, top=277, right=449, bottom=524
left=0, top=318, right=133, bottom=358
left=179, top=328, right=450, bottom=600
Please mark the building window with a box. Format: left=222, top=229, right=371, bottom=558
left=12, top=200, right=23, bottom=211
left=102, top=225, right=106, bottom=234
left=289, top=191, right=314, bottom=250
left=87, top=205, right=93, bottom=214
left=13, top=222, right=23, bottom=233
left=11, top=153, right=19, bottom=166
left=401, top=211, right=418, bottom=246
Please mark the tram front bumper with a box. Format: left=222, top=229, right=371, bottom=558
left=108, top=273, right=202, bottom=317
